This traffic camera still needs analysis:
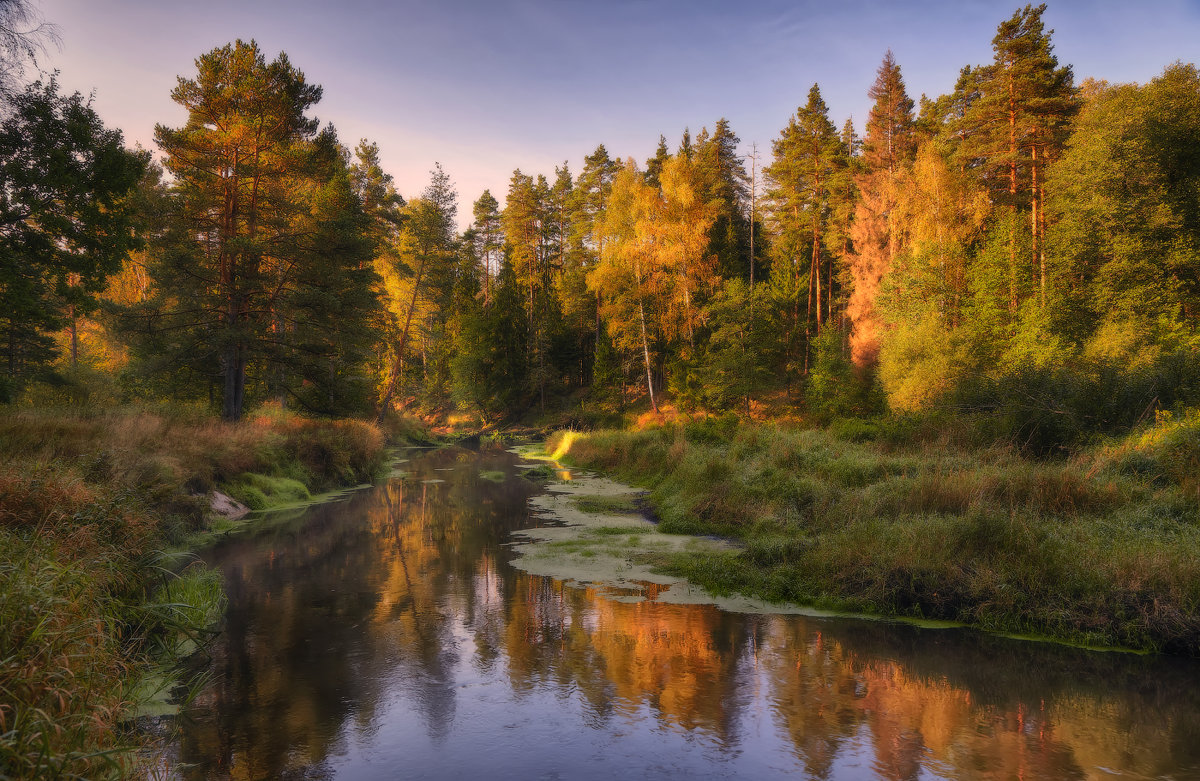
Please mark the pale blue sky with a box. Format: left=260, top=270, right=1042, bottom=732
left=37, top=0, right=1200, bottom=224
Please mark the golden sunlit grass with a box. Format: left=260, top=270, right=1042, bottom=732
left=546, top=417, right=1200, bottom=653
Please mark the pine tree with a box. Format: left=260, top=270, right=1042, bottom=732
left=954, top=3, right=1076, bottom=311
left=471, top=190, right=503, bottom=304
left=149, top=41, right=330, bottom=419
left=351, top=139, right=404, bottom=244
left=569, top=145, right=620, bottom=361
left=766, top=84, right=844, bottom=373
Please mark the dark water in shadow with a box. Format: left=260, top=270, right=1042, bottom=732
left=174, top=447, right=1200, bottom=780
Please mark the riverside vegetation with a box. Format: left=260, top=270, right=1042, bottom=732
left=2, top=0, right=1200, bottom=776
left=544, top=411, right=1200, bottom=654
left=0, top=405, right=397, bottom=778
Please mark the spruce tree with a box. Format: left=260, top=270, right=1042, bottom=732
left=766, top=84, right=844, bottom=373
left=849, top=52, right=916, bottom=365
left=645, top=135, right=670, bottom=189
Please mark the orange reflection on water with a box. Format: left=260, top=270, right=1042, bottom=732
left=178, top=449, right=1200, bottom=780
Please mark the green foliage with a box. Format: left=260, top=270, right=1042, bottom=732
left=952, top=338, right=1200, bottom=454
left=452, top=256, right=528, bottom=415
left=805, top=327, right=882, bottom=418
left=878, top=316, right=966, bottom=412
left=693, top=119, right=752, bottom=281
left=696, top=279, right=779, bottom=411
left=0, top=77, right=146, bottom=394
left=1047, top=63, right=1200, bottom=343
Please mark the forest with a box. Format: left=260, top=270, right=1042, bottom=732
left=4, top=1, right=1200, bottom=776
left=1, top=4, right=1194, bottom=449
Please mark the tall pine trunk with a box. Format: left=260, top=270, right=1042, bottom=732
left=376, top=252, right=428, bottom=424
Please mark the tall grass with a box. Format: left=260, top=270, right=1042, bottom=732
left=0, top=404, right=387, bottom=528
left=547, top=417, right=1200, bottom=653
left=0, top=404, right=389, bottom=778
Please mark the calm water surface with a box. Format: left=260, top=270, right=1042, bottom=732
left=176, top=447, right=1200, bottom=780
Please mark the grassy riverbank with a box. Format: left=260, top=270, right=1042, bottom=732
left=545, top=413, right=1200, bottom=654
left=0, top=404, right=394, bottom=778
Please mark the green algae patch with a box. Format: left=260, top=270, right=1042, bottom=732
left=479, top=470, right=507, bottom=483
left=518, top=463, right=566, bottom=482
left=130, top=671, right=181, bottom=718
left=507, top=468, right=846, bottom=616
left=571, top=494, right=642, bottom=515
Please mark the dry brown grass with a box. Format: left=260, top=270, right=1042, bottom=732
left=0, top=404, right=389, bottom=778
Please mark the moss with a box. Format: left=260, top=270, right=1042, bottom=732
left=520, top=463, right=560, bottom=481
left=225, top=472, right=312, bottom=511
left=571, top=494, right=641, bottom=515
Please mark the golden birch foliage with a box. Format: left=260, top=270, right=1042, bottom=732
left=589, top=158, right=719, bottom=351
left=589, top=161, right=663, bottom=359
left=652, top=155, right=718, bottom=343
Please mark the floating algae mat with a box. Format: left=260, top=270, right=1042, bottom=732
left=507, top=468, right=845, bottom=615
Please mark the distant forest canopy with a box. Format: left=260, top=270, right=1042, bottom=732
left=3, top=3, right=1200, bottom=447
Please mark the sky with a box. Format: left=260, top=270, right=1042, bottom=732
left=34, top=0, right=1200, bottom=226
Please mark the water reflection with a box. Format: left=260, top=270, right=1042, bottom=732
left=178, top=447, right=1200, bottom=779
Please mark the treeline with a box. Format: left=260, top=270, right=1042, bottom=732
left=5, top=5, right=1200, bottom=447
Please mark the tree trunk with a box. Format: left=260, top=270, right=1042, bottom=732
left=376, top=252, right=428, bottom=424
left=1007, top=69, right=1019, bottom=313
left=639, top=299, right=657, bottom=414
left=222, top=343, right=244, bottom=421
left=68, top=305, right=78, bottom=368
left=633, top=254, right=658, bottom=415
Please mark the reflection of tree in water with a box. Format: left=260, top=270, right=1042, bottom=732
left=760, top=615, right=1200, bottom=780
left=499, top=579, right=804, bottom=748
left=179, top=447, right=1200, bottom=779
left=180, top=447, right=543, bottom=778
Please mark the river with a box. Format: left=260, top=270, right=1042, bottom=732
left=172, top=445, right=1200, bottom=779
